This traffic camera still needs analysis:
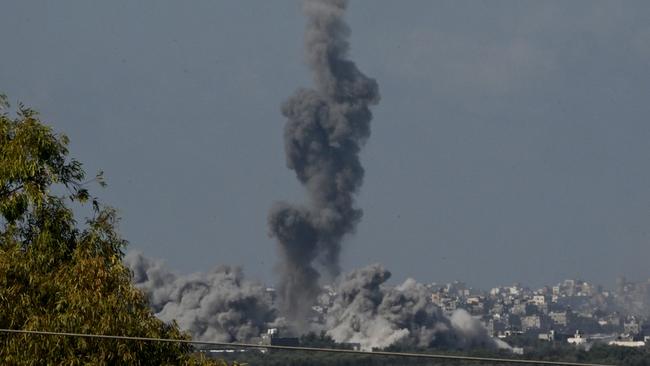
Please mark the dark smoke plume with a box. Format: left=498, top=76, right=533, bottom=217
left=124, top=251, right=276, bottom=342
left=268, top=0, right=380, bottom=328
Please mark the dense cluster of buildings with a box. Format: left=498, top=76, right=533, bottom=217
left=428, top=277, right=650, bottom=347
left=204, top=277, right=649, bottom=358
left=263, top=276, right=650, bottom=349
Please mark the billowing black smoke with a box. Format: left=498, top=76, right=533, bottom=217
left=124, top=251, right=276, bottom=343
left=268, top=0, right=380, bottom=328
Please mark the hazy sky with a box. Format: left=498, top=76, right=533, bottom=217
left=3, top=1, right=650, bottom=289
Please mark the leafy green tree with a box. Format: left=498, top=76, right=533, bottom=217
left=0, top=95, right=230, bottom=365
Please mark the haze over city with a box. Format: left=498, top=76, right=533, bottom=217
left=3, top=0, right=650, bottom=291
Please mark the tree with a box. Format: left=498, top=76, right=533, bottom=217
left=0, top=95, right=229, bottom=365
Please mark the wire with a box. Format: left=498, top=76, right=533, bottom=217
left=0, top=328, right=616, bottom=366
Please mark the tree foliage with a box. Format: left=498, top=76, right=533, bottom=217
left=0, top=97, right=229, bottom=365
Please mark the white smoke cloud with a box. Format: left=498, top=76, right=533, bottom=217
left=126, top=252, right=507, bottom=351
left=324, top=264, right=507, bottom=351
left=124, top=251, right=276, bottom=343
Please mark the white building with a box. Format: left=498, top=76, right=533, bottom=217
left=567, top=330, right=587, bottom=345
left=531, top=295, right=546, bottom=306
left=608, top=340, right=645, bottom=348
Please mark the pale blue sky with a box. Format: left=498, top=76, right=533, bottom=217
left=2, top=1, right=650, bottom=288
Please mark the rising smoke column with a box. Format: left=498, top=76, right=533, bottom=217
left=268, top=0, right=380, bottom=327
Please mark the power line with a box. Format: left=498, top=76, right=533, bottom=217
left=0, top=328, right=616, bottom=366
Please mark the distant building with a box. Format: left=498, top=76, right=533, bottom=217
left=624, top=318, right=641, bottom=335
left=511, top=303, right=526, bottom=316
left=552, top=286, right=561, bottom=296
left=549, top=311, right=568, bottom=327
left=260, top=328, right=299, bottom=348
left=567, top=330, right=587, bottom=345
left=498, top=330, right=524, bottom=339
left=538, top=330, right=570, bottom=342
left=508, top=285, right=521, bottom=296
left=531, top=295, right=546, bottom=306
left=601, top=313, right=622, bottom=328
left=551, top=294, right=559, bottom=303
left=538, top=330, right=554, bottom=342
left=608, top=340, right=645, bottom=348
left=578, top=282, right=594, bottom=297
left=521, top=315, right=542, bottom=332
left=490, top=302, right=505, bottom=316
